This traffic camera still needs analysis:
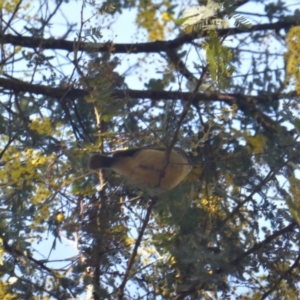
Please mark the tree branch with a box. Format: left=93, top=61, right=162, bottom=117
left=117, top=198, right=157, bottom=299
left=174, top=222, right=298, bottom=299
left=0, top=76, right=295, bottom=135
left=0, top=20, right=298, bottom=54
left=1, top=76, right=294, bottom=104
left=1, top=236, right=55, bottom=274
left=260, top=251, right=300, bottom=300
left=231, top=221, right=298, bottom=267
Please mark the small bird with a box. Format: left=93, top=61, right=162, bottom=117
left=89, top=148, right=192, bottom=190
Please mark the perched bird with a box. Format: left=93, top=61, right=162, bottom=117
left=89, top=148, right=192, bottom=190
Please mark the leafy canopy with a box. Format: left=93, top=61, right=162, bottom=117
left=0, top=0, right=300, bottom=299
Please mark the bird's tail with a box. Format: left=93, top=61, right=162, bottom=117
left=89, top=153, right=114, bottom=170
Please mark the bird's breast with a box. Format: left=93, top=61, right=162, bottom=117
left=111, top=149, right=191, bottom=190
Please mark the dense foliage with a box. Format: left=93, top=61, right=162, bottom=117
left=0, top=0, right=300, bottom=299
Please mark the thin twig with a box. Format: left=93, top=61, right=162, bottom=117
left=260, top=251, right=300, bottom=300
left=117, top=197, right=157, bottom=299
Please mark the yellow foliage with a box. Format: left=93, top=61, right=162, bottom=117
left=106, top=224, right=127, bottom=235
left=124, top=237, right=135, bottom=246
left=286, top=175, right=300, bottom=225
left=285, top=26, right=300, bottom=94
left=56, top=213, right=64, bottom=223
left=31, top=205, right=50, bottom=227
left=0, top=0, right=28, bottom=12
left=29, top=117, right=53, bottom=135
left=246, top=134, right=265, bottom=154
left=169, top=255, right=177, bottom=265
left=0, top=245, right=4, bottom=265
left=149, top=23, right=164, bottom=41
left=199, top=195, right=223, bottom=215
left=162, top=289, right=171, bottom=297
left=136, top=0, right=173, bottom=41
left=0, top=282, right=19, bottom=300
left=72, top=184, right=97, bottom=196
left=242, top=291, right=263, bottom=300
left=3, top=294, right=19, bottom=300
left=0, top=146, right=54, bottom=191
left=31, top=186, right=51, bottom=205
left=161, top=11, right=173, bottom=23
